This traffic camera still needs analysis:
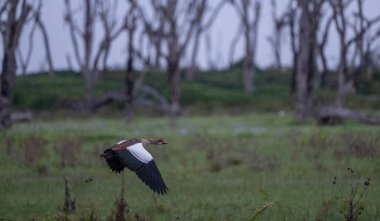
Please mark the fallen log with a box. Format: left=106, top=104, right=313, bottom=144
left=11, top=111, right=33, bottom=122
left=318, top=106, right=380, bottom=125
left=91, top=91, right=125, bottom=110
left=91, top=86, right=169, bottom=113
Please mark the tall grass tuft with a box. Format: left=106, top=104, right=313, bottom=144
left=336, top=168, right=371, bottom=221
left=5, top=134, right=47, bottom=166
left=335, top=133, right=379, bottom=159
left=54, top=137, right=83, bottom=168
left=202, top=135, right=244, bottom=172
left=319, top=168, right=372, bottom=221
left=63, top=177, right=76, bottom=213
left=108, top=172, right=129, bottom=221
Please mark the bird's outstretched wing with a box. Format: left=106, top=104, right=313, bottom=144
left=100, top=148, right=168, bottom=194
left=134, top=160, right=168, bottom=195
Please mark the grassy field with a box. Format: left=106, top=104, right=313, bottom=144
left=1, top=113, right=380, bottom=221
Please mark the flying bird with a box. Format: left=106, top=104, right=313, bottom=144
left=100, top=138, right=169, bottom=195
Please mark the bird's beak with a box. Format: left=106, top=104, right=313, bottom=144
left=162, top=141, right=168, bottom=144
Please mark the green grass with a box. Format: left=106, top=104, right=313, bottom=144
left=1, top=113, right=380, bottom=220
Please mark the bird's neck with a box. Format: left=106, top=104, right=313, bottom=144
left=141, top=139, right=153, bottom=146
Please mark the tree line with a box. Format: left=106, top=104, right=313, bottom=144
left=1, top=0, right=380, bottom=129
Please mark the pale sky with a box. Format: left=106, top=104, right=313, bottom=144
left=8, top=0, right=380, bottom=73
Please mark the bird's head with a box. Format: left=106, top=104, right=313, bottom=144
left=149, top=138, right=168, bottom=145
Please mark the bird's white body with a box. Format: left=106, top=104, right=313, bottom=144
left=128, top=143, right=153, bottom=163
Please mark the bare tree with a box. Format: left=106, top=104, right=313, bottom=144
left=137, top=1, right=165, bottom=69
left=93, top=0, right=171, bottom=120
left=293, top=0, right=325, bottom=119
left=350, top=0, right=380, bottom=83
left=267, top=0, right=287, bottom=70
left=229, top=0, right=261, bottom=94
left=317, top=12, right=333, bottom=88
left=312, top=0, right=380, bottom=124
left=16, top=0, right=54, bottom=76
left=186, top=0, right=227, bottom=80
left=0, top=0, right=31, bottom=129
left=64, top=0, right=124, bottom=105
left=16, top=18, right=36, bottom=76
left=138, top=0, right=212, bottom=121
left=34, top=0, right=54, bottom=76
left=328, top=0, right=380, bottom=108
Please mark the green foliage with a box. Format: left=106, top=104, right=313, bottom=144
left=14, top=68, right=380, bottom=114
left=355, top=70, right=380, bottom=95
left=14, top=69, right=292, bottom=113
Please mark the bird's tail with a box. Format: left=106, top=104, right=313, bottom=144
left=99, top=148, right=114, bottom=159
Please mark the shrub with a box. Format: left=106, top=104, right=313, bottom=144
left=333, top=168, right=371, bottom=221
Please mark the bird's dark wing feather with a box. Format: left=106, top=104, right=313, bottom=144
left=117, top=150, right=145, bottom=171
left=135, top=160, right=168, bottom=195
left=101, top=148, right=145, bottom=173
left=100, top=148, right=124, bottom=173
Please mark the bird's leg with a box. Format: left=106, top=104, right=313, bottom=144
left=121, top=170, right=125, bottom=197
left=152, top=194, right=158, bottom=208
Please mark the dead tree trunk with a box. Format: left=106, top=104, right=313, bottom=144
left=125, top=53, right=134, bottom=121
left=83, top=0, right=94, bottom=104
left=291, top=0, right=324, bottom=119
left=231, top=0, right=261, bottom=95
left=0, top=1, right=31, bottom=129
left=124, top=0, right=137, bottom=122
left=307, top=1, right=322, bottom=92
left=288, top=1, right=299, bottom=100
left=16, top=20, right=36, bottom=76
left=243, top=30, right=254, bottom=94
left=167, top=60, right=180, bottom=120
left=268, top=0, right=287, bottom=70
left=318, top=15, right=333, bottom=88
left=330, top=0, right=349, bottom=108
left=35, top=9, right=54, bottom=76
left=318, top=106, right=380, bottom=125
left=295, top=0, right=312, bottom=119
